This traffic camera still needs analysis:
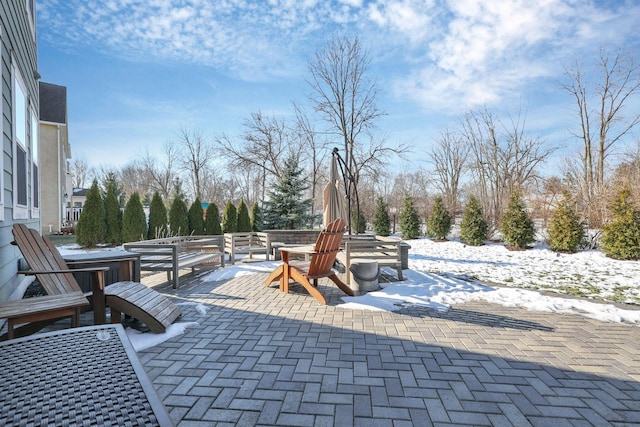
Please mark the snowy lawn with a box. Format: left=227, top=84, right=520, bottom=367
left=404, top=238, right=640, bottom=305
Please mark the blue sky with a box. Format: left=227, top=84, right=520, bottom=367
left=36, top=0, right=640, bottom=172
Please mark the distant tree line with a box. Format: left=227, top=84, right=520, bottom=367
left=69, top=40, right=639, bottom=259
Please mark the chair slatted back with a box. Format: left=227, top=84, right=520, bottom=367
left=307, top=218, right=345, bottom=278
left=13, top=224, right=83, bottom=295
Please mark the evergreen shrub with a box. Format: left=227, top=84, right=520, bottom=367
left=501, top=192, right=535, bottom=249
left=548, top=192, right=585, bottom=253
left=601, top=187, right=640, bottom=260
left=75, top=180, right=106, bottom=247
left=427, top=196, right=452, bottom=240
left=122, top=192, right=147, bottom=243
left=372, top=197, right=390, bottom=236
left=460, top=196, right=488, bottom=246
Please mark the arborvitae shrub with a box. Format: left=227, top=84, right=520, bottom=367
left=204, top=203, right=222, bottom=235
left=548, top=192, right=585, bottom=253
left=76, top=180, right=106, bottom=247
left=222, top=200, right=237, bottom=233
left=104, top=182, right=122, bottom=245
left=169, top=194, right=189, bottom=236
left=427, top=196, right=452, bottom=241
left=501, top=192, right=535, bottom=249
left=460, top=196, right=488, bottom=246
left=399, top=196, right=420, bottom=240
left=251, top=202, right=263, bottom=232
left=601, top=187, right=640, bottom=260
left=122, top=192, right=147, bottom=243
left=351, top=209, right=367, bottom=234
left=188, top=198, right=205, bottom=235
left=237, top=199, right=252, bottom=232
left=372, top=197, right=390, bottom=236
left=147, top=192, right=167, bottom=239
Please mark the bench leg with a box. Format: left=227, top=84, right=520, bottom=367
left=72, top=307, right=81, bottom=328
left=111, top=309, right=122, bottom=325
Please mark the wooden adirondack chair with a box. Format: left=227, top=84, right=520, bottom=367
left=264, top=218, right=354, bottom=304
left=10, top=224, right=181, bottom=334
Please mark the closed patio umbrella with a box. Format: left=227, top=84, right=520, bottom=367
left=323, top=154, right=346, bottom=228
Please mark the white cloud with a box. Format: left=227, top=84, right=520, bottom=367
left=389, top=0, right=640, bottom=112
left=367, top=0, right=435, bottom=44
left=38, top=0, right=640, bottom=109
left=39, top=0, right=358, bottom=80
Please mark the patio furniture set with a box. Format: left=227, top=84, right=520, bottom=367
left=0, top=220, right=408, bottom=425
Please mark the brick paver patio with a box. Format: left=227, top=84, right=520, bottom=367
left=134, top=267, right=640, bottom=426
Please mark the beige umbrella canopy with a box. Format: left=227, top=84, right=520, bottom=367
left=323, top=154, right=346, bottom=228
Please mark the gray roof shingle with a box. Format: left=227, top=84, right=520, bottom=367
left=39, top=82, right=67, bottom=124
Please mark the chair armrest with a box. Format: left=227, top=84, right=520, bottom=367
left=280, top=245, right=317, bottom=255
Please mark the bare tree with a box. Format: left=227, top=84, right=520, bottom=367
left=561, top=49, right=640, bottom=225
left=293, top=103, right=329, bottom=225
left=217, top=111, right=293, bottom=201
left=307, top=34, right=405, bottom=188
left=175, top=127, right=216, bottom=201
left=611, top=141, right=640, bottom=207
left=428, top=129, right=470, bottom=214
left=118, top=162, right=151, bottom=200
left=462, top=107, right=555, bottom=233
left=199, top=166, right=226, bottom=206
left=139, top=144, right=178, bottom=201
left=70, top=157, right=92, bottom=189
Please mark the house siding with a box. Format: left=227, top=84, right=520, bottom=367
left=0, top=1, right=40, bottom=301
left=39, top=120, right=70, bottom=234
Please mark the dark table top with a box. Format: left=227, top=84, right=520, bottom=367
left=62, top=250, right=140, bottom=262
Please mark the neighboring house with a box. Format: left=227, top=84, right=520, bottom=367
left=39, top=82, right=73, bottom=235
left=0, top=2, right=41, bottom=302
left=67, top=188, right=88, bottom=224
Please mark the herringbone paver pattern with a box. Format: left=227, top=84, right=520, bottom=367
left=137, top=269, right=640, bottom=426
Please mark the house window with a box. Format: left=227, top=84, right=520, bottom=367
left=31, top=108, right=39, bottom=216
left=13, top=64, right=29, bottom=219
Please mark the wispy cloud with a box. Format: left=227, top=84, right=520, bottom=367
left=385, top=0, right=640, bottom=112
left=38, top=0, right=365, bottom=80
left=39, top=0, right=640, bottom=111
